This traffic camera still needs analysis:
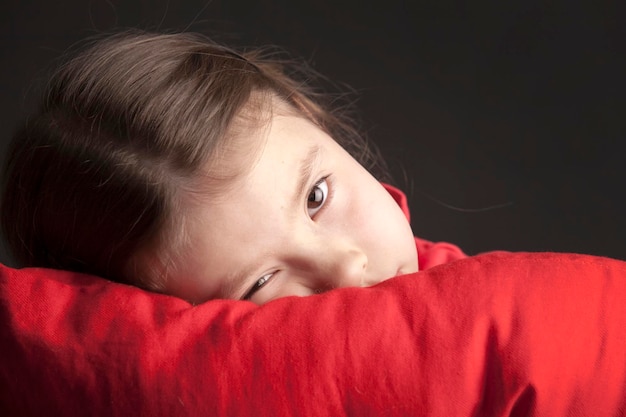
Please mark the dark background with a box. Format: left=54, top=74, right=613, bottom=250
left=1, top=0, right=624, bottom=264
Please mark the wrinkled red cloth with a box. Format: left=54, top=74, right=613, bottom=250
left=1, top=187, right=625, bottom=416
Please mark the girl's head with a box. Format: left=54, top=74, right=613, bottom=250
left=1, top=30, right=417, bottom=304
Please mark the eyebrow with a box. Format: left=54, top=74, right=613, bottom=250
left=293, top=145, right=322, bottom=209
left=221, top=145, right=323, bottom=300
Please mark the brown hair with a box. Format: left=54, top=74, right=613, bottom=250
left=1, top=30, right=390, bottom=291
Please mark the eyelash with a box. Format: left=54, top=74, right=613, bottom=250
left=242, top=272, right=274, bottom=300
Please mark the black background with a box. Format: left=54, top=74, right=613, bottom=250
left=1, top=0, right=625, bottom=264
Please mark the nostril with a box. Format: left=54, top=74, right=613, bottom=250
left=314, top=284, right=334, bottom=294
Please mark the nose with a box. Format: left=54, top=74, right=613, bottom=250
left=289, top=237, right=368, bottom=291
left=323, top=248, right=368, bottom=289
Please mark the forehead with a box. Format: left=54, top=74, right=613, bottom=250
left=218, top=98, right=326, bottom=198
left=215, top=96, right=316, bottom=170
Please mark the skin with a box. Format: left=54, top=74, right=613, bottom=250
left=165, top=101, right=419, bottom=305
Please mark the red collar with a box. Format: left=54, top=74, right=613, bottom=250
left=382, top=183, right=410, bottom=222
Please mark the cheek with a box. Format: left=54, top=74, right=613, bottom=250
left=333, top=157, right=415, bottom=259
left=373, top=202, right=413, bottom=250
left=347, top=182, right=413, bottom=244
left=363, top=190, right=416, bottom=265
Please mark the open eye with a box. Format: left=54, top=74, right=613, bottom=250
left=242, top=272, right=274, bottom=300
left=307, top=178, right=328, bottom=217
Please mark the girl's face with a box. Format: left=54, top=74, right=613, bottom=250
left=165, top=102, right=419, bottom=305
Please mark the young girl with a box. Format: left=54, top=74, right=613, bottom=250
left=1, top=30, right=465, bottom=305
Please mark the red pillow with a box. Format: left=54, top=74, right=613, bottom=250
left=1, top=251, right=626, bottom=416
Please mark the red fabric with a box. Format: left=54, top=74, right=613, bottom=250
left=383, top=182, right=468, bottom=269
left=415, top=237, right=468, bottom=270
left=1, top=252, right=626, bottom=416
